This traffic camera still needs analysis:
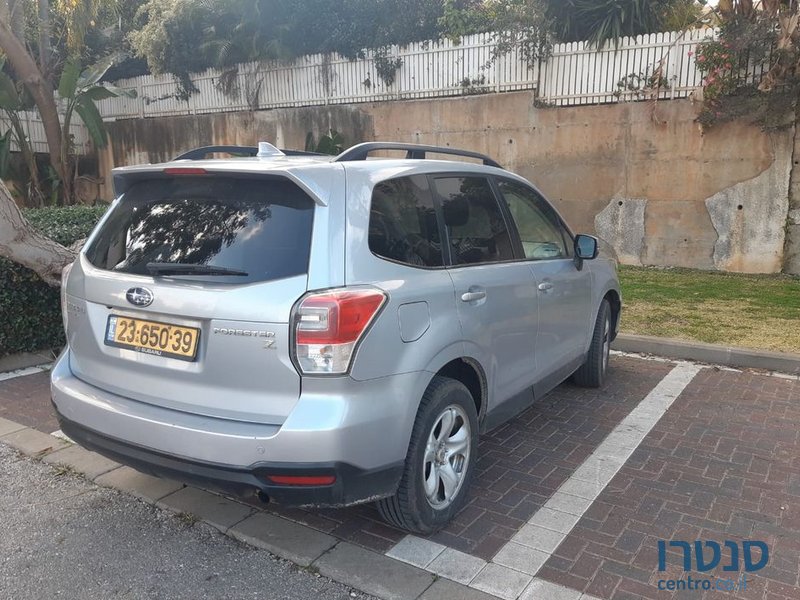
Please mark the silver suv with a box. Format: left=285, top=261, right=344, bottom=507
left=52, top=142, right=621, bottom=533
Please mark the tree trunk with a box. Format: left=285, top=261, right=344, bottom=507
left=37, top=0, right=51, bottom=77
left=0, top=17, right=65, bottom=197
left=0, top=179, right=75, bottom=286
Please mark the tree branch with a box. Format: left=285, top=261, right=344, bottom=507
left=0, top=180, right=75, bottom=286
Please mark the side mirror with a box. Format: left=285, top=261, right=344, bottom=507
left=574, top=234, right=599, bottom=260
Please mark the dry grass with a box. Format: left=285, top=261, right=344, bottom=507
left=619, top=266, right=800, bottom=354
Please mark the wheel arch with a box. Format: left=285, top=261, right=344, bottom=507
left=434, top=357, right=488, bottom=425
left=603, top=288, right=621, bottom=341
left=421, top=346, right=489, bottom=427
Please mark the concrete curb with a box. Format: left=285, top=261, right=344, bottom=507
left=0, top=419, right=502, bottom=600
left=0, top=350, right=56, bottom=373
left=612, top=333, right=800, bottom=376
left=0, top=424, right=69, bottom=457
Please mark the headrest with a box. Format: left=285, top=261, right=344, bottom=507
left=443, top=197, right=470, bottom=227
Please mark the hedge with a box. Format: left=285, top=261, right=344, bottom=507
left=0, top=206, right=107, bottom=358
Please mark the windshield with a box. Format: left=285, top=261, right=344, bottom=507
left=85, top=176, right=315, bottom=284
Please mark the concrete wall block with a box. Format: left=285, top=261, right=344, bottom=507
left=594, top=197, right=647, bottom=265
left=705, top=133, right=793, bottom=273
left=99, top=94, right=796, bottom=273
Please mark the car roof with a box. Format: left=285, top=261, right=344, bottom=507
left=111, top=156, right=506, bottom=179
left=112, top=141, right=504, bottom=176
left=110, top=142, right=518, bottom=201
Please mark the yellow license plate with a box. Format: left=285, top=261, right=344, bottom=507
left=105, top=315, right=200, bottom=361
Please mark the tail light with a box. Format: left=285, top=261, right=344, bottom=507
left=293, top=287, right=386, bottom=375
left=60, top=261, right=74, bottom=334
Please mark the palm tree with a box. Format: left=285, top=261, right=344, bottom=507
left=546, top=0, right=680, bottom=47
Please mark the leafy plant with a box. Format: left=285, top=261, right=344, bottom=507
left=130, top=0, right=447, bottom=96
left=440, top=0, right=553, bottom=66
left=53, top=55, right=137, bottom=202
left=305, top=129, right=345, bottom=155
left=544, top=0, right=706, bottom=47
left=460, top=75, right=488, bottom=95
left=0, top=205, right=107, bottom=358
left=374, top=48, right=403, bottom=87
left=614, top=70, right=669, bottom=101
left=694, top=2, right=800, bottom=130
left=660, top=0, right=706, bottom=31
left=695, top=39, right=738, bottom=103
left=59, top=55, right=137, bottom=151
left=548, top=0, right=663, bottom=47
left=0, top=59, right=45, bottom=206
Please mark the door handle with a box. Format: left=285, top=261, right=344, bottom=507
left=538, top=282, right=553, bottom=292
left=461, top=290, right=487, bottom=302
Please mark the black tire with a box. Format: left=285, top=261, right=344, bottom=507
left=573, top=298, right=612, bottom=388
left=377, top=376, right=478, bottom=534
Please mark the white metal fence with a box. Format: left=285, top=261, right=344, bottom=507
left=96, top=32, right=540, bottom=120
left=0, top=109, right=91, bottom=155
left=95, top=29, right=724, bottom=121
left=539, top=29, right=709, bottom=105
left=8, top=29, right=729, bottom=146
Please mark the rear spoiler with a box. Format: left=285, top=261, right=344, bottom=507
left=111, top=166, right=331, bottom=206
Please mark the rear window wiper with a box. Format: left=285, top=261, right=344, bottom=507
left=146, top=262, right=249, bottom=277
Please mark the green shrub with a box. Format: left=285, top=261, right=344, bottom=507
left=0, top=205, right=107, bottom=358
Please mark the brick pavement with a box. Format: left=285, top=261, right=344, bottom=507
left=536, top=367, right=800, bottom=600
left=265, top=356, right=674, bottom=559
left=3, top=356, right=800, bottom=599
left=0, top=356, right=673, bottom=561
left=0, top=370, right=58, bottom=433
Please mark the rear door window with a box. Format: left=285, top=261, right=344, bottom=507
left=368, top=175, right=444, bottom=267
left=85, top=176, right=314, bottom=284
left=432, top=176, right=516, bottom=266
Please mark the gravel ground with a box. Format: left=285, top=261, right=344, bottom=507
left=0, top=444, right=374, bottom=600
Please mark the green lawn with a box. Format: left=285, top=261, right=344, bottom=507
left=618, top=266, right=800, bottom=354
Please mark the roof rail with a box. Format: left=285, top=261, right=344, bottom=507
left=173, top=145, right=326, bottom=161
left=334, top=142, right=503, bottom=169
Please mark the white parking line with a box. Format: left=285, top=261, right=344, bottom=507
left=0, top=365, right=50, bottom=382
left=521, top=577, right=602, bottom=600
left=385, top=361, right=704, bottom=599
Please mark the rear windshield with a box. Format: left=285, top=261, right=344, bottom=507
left=85, top=176, right=314, bottom=284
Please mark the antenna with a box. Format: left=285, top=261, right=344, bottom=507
left=256, top=142, right=284, bottom=158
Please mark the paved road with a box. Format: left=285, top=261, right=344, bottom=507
left=0, top=444, right=373, bottom=600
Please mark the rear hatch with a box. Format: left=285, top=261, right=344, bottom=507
left=66, top=174, right=315, bottom=425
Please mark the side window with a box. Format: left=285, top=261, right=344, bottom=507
left=496, top=180, right=571, bottom=260
left=432, top=176, right=515, bottom=266
left=368, top=175, right=444, bottom=267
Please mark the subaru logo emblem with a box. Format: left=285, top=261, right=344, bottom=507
left=126, top=287, right=154, bottom=307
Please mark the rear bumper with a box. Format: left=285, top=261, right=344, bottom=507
left=51, top=349, right=426, bottom=506
left=56, top=412, right=402, bottom=506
